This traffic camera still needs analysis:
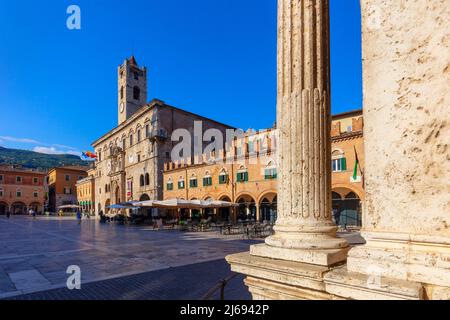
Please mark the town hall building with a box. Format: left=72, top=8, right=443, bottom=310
left=91, top=56, right=233, bottom=215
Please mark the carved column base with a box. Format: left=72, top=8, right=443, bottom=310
left=226, top=251, right=442, bottom=300
left=324, top=265, right=425, bottom=300
left=251, top=243, right=349, bottom=267
left=226, top=252, right=344, bottom=300
left=346, top=231, right=450, bottom=288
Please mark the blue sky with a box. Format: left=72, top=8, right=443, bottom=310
left=0, top=0, right=362, bottom=156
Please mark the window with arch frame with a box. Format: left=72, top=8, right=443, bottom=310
left=236, top=167, right=248, bottom=183
left=178, top=178, right=185, bottom=189
left=219, top=170, right=229, bottom=184
left=264, top=161, right=277, bottom=179
left=166, top=179, right=174, bottom=191
left=189, top=175, right=198, bottom=188
left=203, top=172, right=212, bottom=187
left=332, top=150, right=347, bottom=172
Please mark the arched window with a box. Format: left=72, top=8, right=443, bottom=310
left=237, top=166, right=249, bottom=183
left=166, top=177, right=174, bottom=191
left=178, top=177, right=185, bottom=190
left=219, top=168, right=229, bottom=185
left=203, top=171, right=212, bottom=187
left=137, top=129, right=141, bottom=143
left=189, top=174, right=198, bottom=189
left=140, top=175, right=145, bottom=187
left=145, top=173, right=150, bottom=186
left=120, top=86, right=124, bottom=100
left=332, top=150, right=347, bottom=172
left=129, top=133, right=133, bottom=146
left=133, top=86, right=140, bottom=100
left=264, top=160, right=277, bottom=180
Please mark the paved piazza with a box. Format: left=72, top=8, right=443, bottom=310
left=0, top=216, right=261, bottom=299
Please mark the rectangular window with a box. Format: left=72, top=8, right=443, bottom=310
left=16, top=190, right=22, bottom=197
left=203, top=177, right=212, bottom=187
left=178, top=181, right=185, bottom=189
left=33, top=177, right=38, bottom=184
left=248, top=141, right=255, bottom=153
left=332, top=158, right=347, bottom=172
left=64, top=187, right=72, bottom=195
left=0, top=175, right=4, bottom=182
left=130, top=135, right=133, bottom=146
left=99, top=151, right=102, bottom=161
left=0, top=189, right=3, bottom=197
left=137, top=154, right=141, bottom=162
left=122, top=139, right=126, bottom=150
left=16, top=176, right=22, bottom=183
left=65, top=175, right=70, bottom=181
left=219, top=174, right=228, bottom=185
left=34, top=192, right=38, bottom=198
left=167, top=183, right=174, bottom=191
left=145, top=124, right=150, bottom=138
left=264, top=168, right=277, bottom=180
left=237, top=172, right=249, bottom=183
left=137, top=130, right=141, bottom=143
left=189, top=179, right=198, bottom=188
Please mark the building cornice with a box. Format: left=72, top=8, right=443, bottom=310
left=331, top=130, right=363, bottom=142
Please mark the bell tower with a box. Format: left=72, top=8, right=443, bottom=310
left=118, top=56, right=147, bottom=125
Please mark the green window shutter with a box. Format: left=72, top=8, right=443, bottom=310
left=244, top=172, right=249, bottom=182
left=203, top=178, right=206, bottom=186
left=341, top=158, right=347, bottom=171
left=236, top=174, right=241, bottom=182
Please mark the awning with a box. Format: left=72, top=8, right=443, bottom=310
left=58, top=205, right=80, bottom=209
left=107, top=201, right=140, bottom=210
left=132, top=199, right=238, bottom=209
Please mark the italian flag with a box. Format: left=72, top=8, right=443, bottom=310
left=353, top=146, right=360, bottom=181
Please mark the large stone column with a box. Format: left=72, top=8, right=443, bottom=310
left=226, top=0, right=349, bottom=300
left=324, top=0, right=450, bottom=300
left=250, top=0, right=348, bottom=266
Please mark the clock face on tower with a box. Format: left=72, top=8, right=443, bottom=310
left=120, top=102, right=125, bottom=113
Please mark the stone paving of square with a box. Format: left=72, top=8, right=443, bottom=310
left=6, top=259, right=251, bottom=300
left=0, top=216, right=261, bottom=299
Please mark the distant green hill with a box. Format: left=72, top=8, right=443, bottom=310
left=0, top=146, right=90, bottom=170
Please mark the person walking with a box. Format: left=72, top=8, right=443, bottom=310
left=76, top=209, right=82, bottom=225
left=6, top=211, right=11, bottom=219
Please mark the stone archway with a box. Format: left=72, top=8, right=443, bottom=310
left=218, top=196, right=232, bottom=223
left=11, top=202, right=27, bottom=215
left=332, top=188, right=362, bottom=228
left=236, top=194, right=257, bottom=221
left=139, top=193, right=152, bottom=218
left=258, top=192, right=277, bottom=224
left=0, top=202, right=8, bottom=215
left=29, top=202, right=42, bottom=214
